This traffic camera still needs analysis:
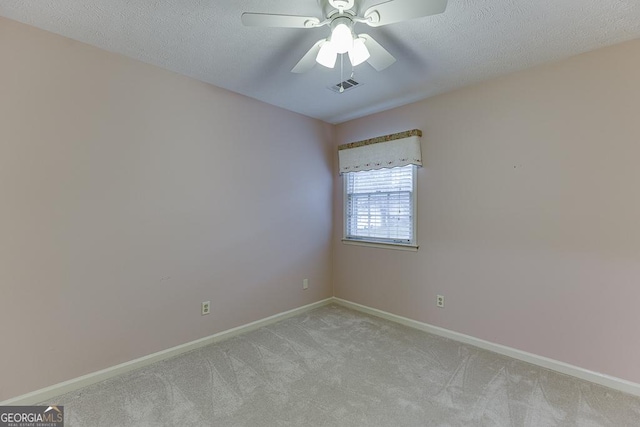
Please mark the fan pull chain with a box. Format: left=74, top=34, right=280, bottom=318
left=339, top=54, right=345, bottom=93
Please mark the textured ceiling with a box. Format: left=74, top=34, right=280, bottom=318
left=1, top=0, right=640, bottom=124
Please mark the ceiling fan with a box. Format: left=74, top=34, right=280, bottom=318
left=241, top=0, right=448, bottom=73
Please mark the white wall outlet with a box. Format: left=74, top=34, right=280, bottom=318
left=436, top=295, right=445, bottom=308
left=303, top=279, right=309, bottom=290
left=201, top=301, right=211, bottom=315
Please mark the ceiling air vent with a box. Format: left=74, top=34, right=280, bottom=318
left=328, top=79, right=362, bottom=93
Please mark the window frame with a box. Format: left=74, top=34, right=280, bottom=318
left=342, top=164, right=418, bottom=251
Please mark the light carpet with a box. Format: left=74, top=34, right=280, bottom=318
left=42, top=304, right=640, bottom=426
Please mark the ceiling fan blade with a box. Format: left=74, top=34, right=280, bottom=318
left=241, top=13, right=320, bottom=28
left=291, top=39, right=325, bottom=73
left=363, top=0, right=447, bottom=27
left=359, top=34, right=396, bottom=71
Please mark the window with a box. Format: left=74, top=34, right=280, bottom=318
left=338, top=129, right=422, bottom=249
left=344, top=164, right=417, bottom=247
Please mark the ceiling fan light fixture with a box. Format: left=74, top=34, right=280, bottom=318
left=330, top=17, right=354, bottom=54
left=348, top=37, right=370, bottom=66
left=243, top=0, right=449, bottom=75
left=316, top=40, right=338, bottom=68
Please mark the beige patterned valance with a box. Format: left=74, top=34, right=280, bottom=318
left=338, top=129, right=422, bottom=174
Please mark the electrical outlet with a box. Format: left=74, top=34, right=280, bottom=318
left=436, top=295, right=445, bottom=308
left=303, top=279, right=309, bottom=290
left=201, top=301, right=210, bottom=315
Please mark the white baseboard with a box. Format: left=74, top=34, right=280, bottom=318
left=6, top=296, right=638, bottom=404
left=333, top=297, right=640, bottom=398
left=1, top=298, right=333, bottom=406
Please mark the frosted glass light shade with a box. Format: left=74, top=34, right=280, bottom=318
left=316, top=40, right=337, bottom=68
left=348, top=37, right=370, bottom=66
left=331, top=23, right=353, bottom=54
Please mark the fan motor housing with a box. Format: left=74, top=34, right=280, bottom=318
left=320, top=0, right=360, bottom=17
left=329, top=0, right=354, bottom=9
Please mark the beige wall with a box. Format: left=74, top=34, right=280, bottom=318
left=0, top=17, right=333, bottom=401
left=333, top=39, right=640, bottom=384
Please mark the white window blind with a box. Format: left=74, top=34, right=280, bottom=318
left=344, top=165, right=416, bottom=245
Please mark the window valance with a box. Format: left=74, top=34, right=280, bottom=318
left=338, top=129, right=422, bottom=174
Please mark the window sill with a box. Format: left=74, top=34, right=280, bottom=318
left=341, top=239, right=419, bottom=252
